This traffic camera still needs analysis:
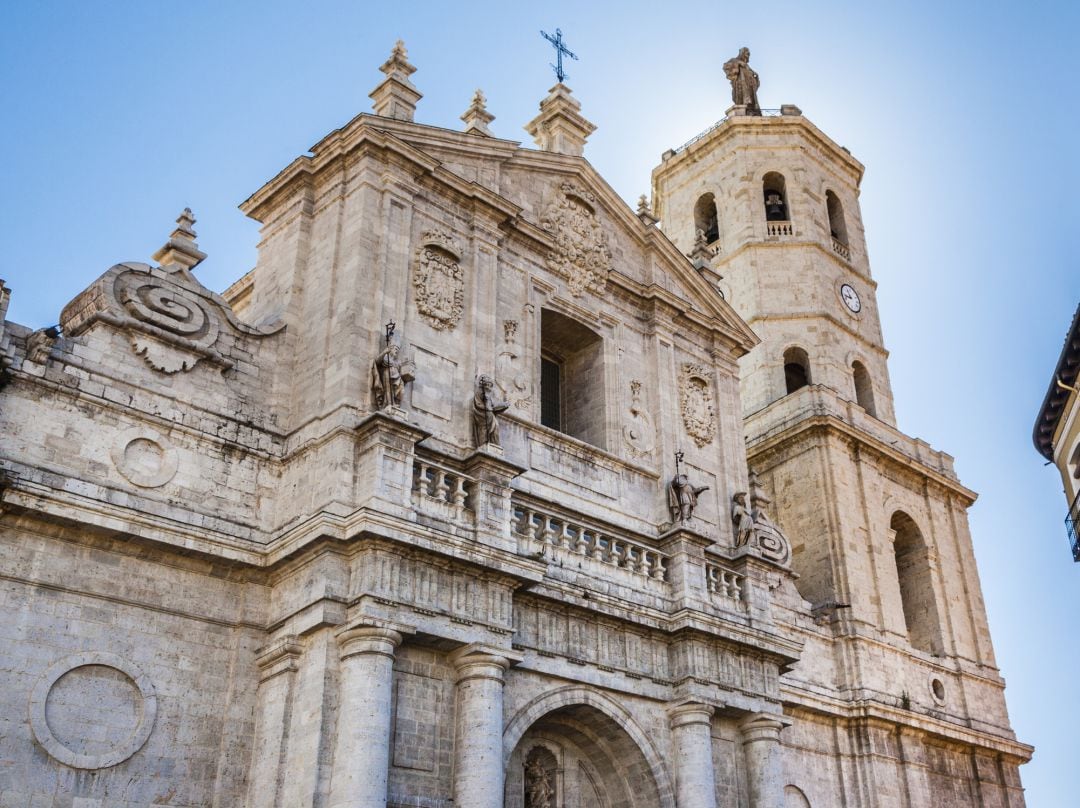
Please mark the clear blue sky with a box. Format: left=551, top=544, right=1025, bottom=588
left=2, top=1, right=1077, bottom=803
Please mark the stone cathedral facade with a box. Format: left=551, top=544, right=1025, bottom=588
left=0, top=43, right=1030, bottom=808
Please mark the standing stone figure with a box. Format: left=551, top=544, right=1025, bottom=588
left=668, top=473, right=710, bottom=523
left=370, top=336, right=415, bottom=409
left=472, top=374, right=509, bottom=447
left=524, top=757, right=554, bottom=808
left=732, top=491, right=756, bottom=547
left=723, top=47, right=761, bottom=114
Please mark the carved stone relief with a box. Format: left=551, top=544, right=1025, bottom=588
left=678, top=364, right=717, bottom=447
left=539, top=182, right=613, bottom=296
left=496, top=319, right=532, bottom=411
left=116, top=270, right=221, bottom=374
left=622, top=379, right=655, bottom=458
left=412, top=229, right=464, bottom=330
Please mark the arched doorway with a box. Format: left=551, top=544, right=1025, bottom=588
left=504, top=690, right=671, bottom=808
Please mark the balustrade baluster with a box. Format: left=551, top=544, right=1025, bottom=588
left=452, top=477, right=468, bottom=510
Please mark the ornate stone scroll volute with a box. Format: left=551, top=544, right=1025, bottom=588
left=678, top=364, right=717, bottom=448
left=739, top=471, right=791, bottom=566
left=623, top=379, right=655, bottom=458
left=539, top=182, right=613, bottom=296
left=413, top=229, right=464, bottom=330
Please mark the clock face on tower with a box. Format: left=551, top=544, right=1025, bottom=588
left=840, top=283, right=862, bottom=313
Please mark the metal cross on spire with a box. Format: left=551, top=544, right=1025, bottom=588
left=540, top=28, right=578, bottom=83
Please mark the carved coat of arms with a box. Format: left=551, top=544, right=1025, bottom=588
left=679, top=364, right=717, bottom=448
left=413, top=230, right=464, bottom=330
left=540, top=182, right=613, bottom=296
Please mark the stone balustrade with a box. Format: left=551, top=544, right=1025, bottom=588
left=766, top=221, right=793, bottom=237
left=412, top=459, right=474, bottom=522
left=831, top=236, right=851, bottom=260
left=706, top=562, right=745, bottom=603
left=513, top=503, right=668, bottom=582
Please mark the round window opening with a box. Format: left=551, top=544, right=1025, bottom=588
left=930, top=677, right=946, bottom=703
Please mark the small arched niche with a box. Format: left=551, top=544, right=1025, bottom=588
left=852, top=360, right=876, bottom=416
left=694, top=192, right=720, bottom=244
left=763, top=172, right=790, bottom=222
left=783, top=347, right=811, bottom=395
left=785, top=785, right=812, bottom=807
left=890, top=511, right=944, bottom=655
left=825, top=190, right=848, bottom=245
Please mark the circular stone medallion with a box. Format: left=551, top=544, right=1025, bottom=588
left=29, top=652, right=157, bottom=769
left=111, top=427, right=179, bottom=488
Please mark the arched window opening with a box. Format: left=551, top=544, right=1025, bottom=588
left=783, top=347, right=811, bottom=395
left=540, top=309, right=606, bottom=449
left=1069, top=442, right=1080, bottom=479
left=763, top=172, right=789, bottom=222
left=826, top=190, right=848, bottom=245
left=694, top=192, right=720, bottom=244
left=852, top=361, right=876, bottom=416
left=891, top=512, right=943, bottom=655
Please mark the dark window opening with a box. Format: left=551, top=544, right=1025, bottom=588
left=540, top=356, right=562, bottom=431
left=783, top=347, right=811, bottom=395
left=763, top=172, right=789, bottom=222
left=694, top=193, right=720, bottom=243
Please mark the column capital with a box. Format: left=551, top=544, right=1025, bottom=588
left=449, top=643, right=523, bottom=684
left=738, top=711, right=791, bottom=743
left=254, top=635, right=304, bottom=683
left=335, top=625, right=404, bottom=661
left=668, top=700, right=716, bottom=730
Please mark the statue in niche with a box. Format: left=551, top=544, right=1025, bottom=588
left=668, top=453, right=710, bottom=523
left=472, top=374, right=509, bottom=447
left=732, top=491, right=756, bottom=548
left=723, top=47, right=761, bottom=114
left=370, top=321, right=415, bottom=409
left=525, top=751, right=555, bottom=808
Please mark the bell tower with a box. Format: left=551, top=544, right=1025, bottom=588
left=651, top=53, right=1030, bottom=802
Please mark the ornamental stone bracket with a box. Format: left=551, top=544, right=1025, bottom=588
left=59, top=261, right=282, bottom=375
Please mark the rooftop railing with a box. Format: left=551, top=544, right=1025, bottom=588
left=671, top=109, right=783, bottom=154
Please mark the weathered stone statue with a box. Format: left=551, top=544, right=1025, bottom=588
left=732, top=491, right=756, bottom=547
left=524, top=756, right=554, bottom=808
left=723, top=47, right=761, bottom=115
left=472, top=374, right=509, bottom=447
left=370, top=327, right=415, bottom=410
left=668, top=473, right=710, bottom=523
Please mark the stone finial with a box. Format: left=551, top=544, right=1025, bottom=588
left=689, top=228, right=712, bottom=266
left=152, top=207, right=207, bottom=272
left=524, top=84, right=596, bottom=157
left=461, top=89, right=495, bottom=136
left=370, top=39, right=422, bottom=121
left=637, top=194, right=658, bottom=226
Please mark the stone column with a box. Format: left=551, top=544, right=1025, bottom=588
left=449, top=645, right=520, bottom=808
left=246, top=637, right=303, bottom=808
left=739, top=712, right=789, bottom=808
left=669, top=702, right=717, bottom=808
left=327, top=626, right=402, bottom=808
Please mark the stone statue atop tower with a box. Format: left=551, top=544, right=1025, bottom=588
left=723, top=47, right=761, bottom=114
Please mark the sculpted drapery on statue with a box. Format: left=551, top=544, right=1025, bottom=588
left=723, top=47, right=761, bottom=114
left=370, top=322, right=415, bottom=410
left=472, top=374, right=509, bottom=447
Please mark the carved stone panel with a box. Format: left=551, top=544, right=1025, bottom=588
left=679, top=364, right=717, bottom=448
left=539, top=182, right=613, bottom=296
left=622, top=379, right=655, bottom=458
left=413, top=230, right=464, bottom=330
